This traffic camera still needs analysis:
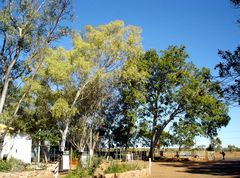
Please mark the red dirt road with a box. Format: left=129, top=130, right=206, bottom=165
left=145, top=159, right=240, bottom=178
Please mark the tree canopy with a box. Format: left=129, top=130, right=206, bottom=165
left=215, top=0, right=240, bottom=105
left=0, top=1, right=232, bottom=160
left=132, top=47, right=229, bottom=159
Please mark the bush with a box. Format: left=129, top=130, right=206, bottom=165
left=64, top=169, right=90, bottom=178
left=0, top=158, right=26, bottom=172
left=8, top=158, right=26, bottom=171
left=0, top=160, right=11, bottom=172
left=105, top=161, right=145, bottom=174
left=64, top=156, right=102, bottom=178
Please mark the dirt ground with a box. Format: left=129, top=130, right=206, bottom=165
left=145, top=158, right=240, bottom=178
left=23, top=158, right=240, bottom=178
left=1, top=154, right=240, bottom=178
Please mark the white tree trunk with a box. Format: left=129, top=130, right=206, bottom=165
left=0, top=78, right=9, bottom=113
left=60, top=123, right=69, bottom=152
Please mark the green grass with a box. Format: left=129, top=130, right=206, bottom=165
left=105, top=161, right=145, bottom=174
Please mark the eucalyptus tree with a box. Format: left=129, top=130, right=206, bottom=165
left=68, top=75, right=110, bottom=154
left=0, top=0, right=72, bottom=117
left=32, top=21, right=142, bottom=151
left=0, top=0, right=72, bottom=158
left=111, top=56, right=147, bottom=150
left=170, top=119, right=199, bottom=151
left=140, top=47, right=229, bottom=159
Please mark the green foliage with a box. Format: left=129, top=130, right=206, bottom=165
left=51, top=98, right=77, bottom=119
left=64, top=156, right=102, bottom=178
left=64, top=169, right=90, bottom=178
left=0, top=0, right=72, bottom=114
left=215, top=0, right=240, bottom=105
left=0, top=158, right=26, bottom=172
left=108, top=51, right=147, bottom=149
left=105, top=161, right=145, bottom=174
left=216, top=47, right=240, bottom=105
left=7, top=158, right=26, bottom=171
left=0, top=160, right=11, bottom=172
left=226, top=144, right=239, bottom=152
left=118, top=46, right=230, bottom=159
left=158, top=131, right=172, bottom=148
left=34, top=129, right=61, bottom=146
left=171, top=119, right=199, bottom=149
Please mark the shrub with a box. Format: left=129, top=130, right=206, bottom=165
left=0, top=160, right=11, bottom=172
left=64, top=169, right=90, bottom=178
left=64, top=156, right=102, bottom=178
left=8, top=158, right=26, bottom=171
left=0, top=158, right=26, bottom=172
left=105, top=161, right=145, bottom=174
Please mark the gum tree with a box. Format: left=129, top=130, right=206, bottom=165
left=0, top=0, right=72, bottom=156
left=31, top=21, right=142, bottom=152
left=139, top=47, right=229, bottom=159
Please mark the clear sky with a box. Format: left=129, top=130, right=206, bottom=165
left=66, top=0, right=240, bottom=147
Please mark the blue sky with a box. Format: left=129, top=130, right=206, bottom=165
left=66, top=0, right=240, bottom=147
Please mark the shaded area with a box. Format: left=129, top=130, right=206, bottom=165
left=159, top=159, right=240, bottom=178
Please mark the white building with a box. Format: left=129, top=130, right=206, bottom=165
left=0, top=124, right=32, bottom=164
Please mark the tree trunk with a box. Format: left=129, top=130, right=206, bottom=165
left=0, top=78, right=9, bottom=113
left=149, top=130, right=157, bottom=160
left=60, top=122, right=69, bottom=152
left=149, top=113, right=158, bottom=160
left=149, top=109, right=180, bottom=159
left=89, top=127, right=93, bottom=158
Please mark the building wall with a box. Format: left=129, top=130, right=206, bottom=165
left=1, top=134, right=32, bottom=163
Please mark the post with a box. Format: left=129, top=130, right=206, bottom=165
left=37, top=139, right=41, bottom=163
left=90, top=127, right=93, bottom=157
left=148, top=158, right=152, bottom=175
left=89, top=127, right=93, bottom=166
left=53, top=161, right=59, bottom=178
left=70, top=147, right=73, bottom=170
left=120, top=148, right=122, bottom=160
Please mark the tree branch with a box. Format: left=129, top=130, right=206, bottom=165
left=0, top=32, right=7, bottom=72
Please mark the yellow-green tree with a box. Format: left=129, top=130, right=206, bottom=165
left=0, top=0, right=72, bottom=116
left=29, top=20, right=142, bottom=152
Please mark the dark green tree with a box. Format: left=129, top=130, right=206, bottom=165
left=110, top=57, right=147, bottom=150
left=171, top=119, right=199, bottom=151
left=216, top=48, right=240, bottom=105
left=215, top=0, right=240, bottom=105
left=140, top=46, right=229, bottom=159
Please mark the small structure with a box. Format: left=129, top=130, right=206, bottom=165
left=0, top=124, right=32, bottom=163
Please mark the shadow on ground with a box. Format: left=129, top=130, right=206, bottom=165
left=159, top=160, right=240, bottom=178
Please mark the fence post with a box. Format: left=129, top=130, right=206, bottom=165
left=148, top=158, right=152, bottom=175
left=53, top=161, right=59, bottom=178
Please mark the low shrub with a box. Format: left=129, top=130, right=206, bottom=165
left=8, top=158, right=26, bottom=171
left=105, top=161, right=145, bottom=174
left=64, top=156, right=102, bottom=178
left=64, top=169, right=90, bottom=178
left=0, top=160, right=11, bottom=171
left=0, top=158, right=26, bottom=172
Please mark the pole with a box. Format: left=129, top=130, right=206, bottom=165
left=53, top=161, right=59, bottom=178
left=37, top=139, right=40, bottom=163
left=90, top=127, right=92, bottom=156
left=149, top=158, right=152, bottom=175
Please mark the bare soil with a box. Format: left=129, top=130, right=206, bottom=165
left=145, top=158, right=240, bottom=178
left=1, top=152, right=239, bottom=178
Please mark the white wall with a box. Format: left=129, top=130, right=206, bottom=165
left=1, top=134, right=32, bottom=164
